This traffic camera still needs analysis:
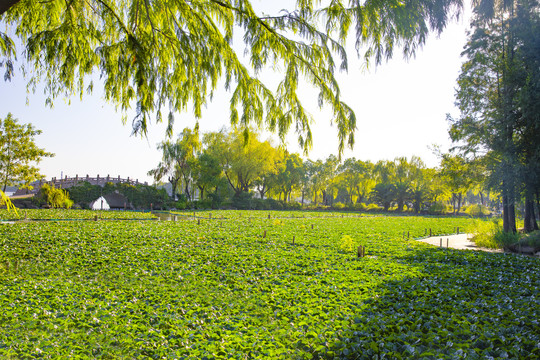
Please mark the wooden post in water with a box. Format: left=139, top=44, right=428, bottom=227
left=407, top=231, right=410, bottom=239
left=311, top=224, right=314, bottom=229
left=430, top=228, right=432, bottom=237
left=268, top=214, right=271, bottom=219
left=292, top=236, right=295, bottom=244
left=197, top=219, right=200, bottom=225
left=263, top=230, right=267, bottom=238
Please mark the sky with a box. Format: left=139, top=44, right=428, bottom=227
left=0, top=1, right=473, bottom=185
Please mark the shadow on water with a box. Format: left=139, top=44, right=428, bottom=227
left=314, top=246, right=540, bottom=359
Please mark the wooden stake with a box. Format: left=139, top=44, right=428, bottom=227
left=263, top=230, right=267, bottom=238
left=292, top=236, right=295, bottom=244
left=429, top=228, right=432, bottom=237
left=446, top=238, right=449, bottom=248
left=197, top=219, right=200, bottom=225
left=440, top=238, right=442, bottom=247
left=311, top=224, right=314, bottom=229
left=268, top=214, right=271, bottom=219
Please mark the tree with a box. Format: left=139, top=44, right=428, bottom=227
left=438, top=154, right=473, bottom=214
left=449, top=0, right=540, bottom=232
left=1, top=0, right=462, bottom=157
left=0, top=113, right=53, bottom=192
left=149, top=125, right=201, bottom=201
left=36, top=183, right=73, bottom=209
left=370, top=183, right=395, bottom=211
left=336, top=158, right=374, bottom=205
left=192, top=150, right=223, bottom=200
left=274, top=152, right=304, bottom=202
left=204, top=128, right=277, bottom=197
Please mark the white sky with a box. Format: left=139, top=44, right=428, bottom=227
left=0, top=1, right=472, bottom=184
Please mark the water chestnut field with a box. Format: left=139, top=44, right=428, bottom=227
left=0, top=211, right=539, bottom=359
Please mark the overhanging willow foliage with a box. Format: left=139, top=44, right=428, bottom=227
left=0, top=0, right=462, bottom=157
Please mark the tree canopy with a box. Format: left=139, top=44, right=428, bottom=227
left=449, top=0, right=540, bottom=232
left=1, top=0, right=462, bottom=156
left=0, top=113, right=53, bottom=192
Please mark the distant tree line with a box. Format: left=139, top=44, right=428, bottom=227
left=66, top=181, right=169, bottom=210
left=149, top=127, right=510, bottom=216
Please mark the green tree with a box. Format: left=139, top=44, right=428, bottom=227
left=370, top=183, right=395, bottom=211
left=274, top=152, right=304, bottom=203
left=438, top=154, right=473, bottom=214
left=0, top=113, right=53, bottom=192
left=204, top=128, right=277, bottom=198
left=192, top=150, right=222, bottom=201
left=449, top=0, right=540, bottom=232
left=149, top=125, right=201, bottom=201
left=336, top=158, right=374, bottom=205
left=36, top=183, right=73, bottom=209
left=1, top=0, right=462, bottom=156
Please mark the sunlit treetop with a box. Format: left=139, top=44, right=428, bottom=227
left=0, top=0, right=462, bottom=158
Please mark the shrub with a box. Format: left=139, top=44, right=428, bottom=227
left=284, top=201, right=302, bottom=210
left=469, top=219, right=520, bottom=249
left=338, top=235, right=355, bottom=252
left=463, top=204, right=491, bottom=217
left=192, top=200, right=212, bottom=209
left=333, top=202, right=346, bottom=210
left=516, top=231, right=540, bottom=251
left=492, top=229, right=521, bottom=249
left=428, top=202, right=449, bottom=215
left=36, top=184, right=73, bottom=209
left=365, top=203, right=382, bottom=212
left=232, top=192, right=254, bottom=210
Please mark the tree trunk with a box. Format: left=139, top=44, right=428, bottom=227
left=502, top=182, right=517, bottom=233
left=198, top=185, right=205, bottom=201
left=536, top=190, right=540, bottom=223
left=184, top=182, right=191, bottom=201
left=524, top=194, right=538, bottom=233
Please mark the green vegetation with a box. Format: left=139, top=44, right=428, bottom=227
left=35, top=183, right=73, bottom=209
left=0, top=1, right=462, bottom=156
left=0, top=113, right=53, bottom=192
left=0, top=208, right=156, bottom=221
left=150, top=128, right=504, bottom=216
left=449, top=0, right=540, bottom=233
left=1, top=211, right=538, bottom=358
left=468, top=218, right=540, bottom=253
left=67, top=181, right=169, bottom=210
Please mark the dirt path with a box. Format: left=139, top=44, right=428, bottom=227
left=417, top=233, right=503, bottom=253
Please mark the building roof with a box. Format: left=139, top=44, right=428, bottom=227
left=103, top=192, right=133, bottom=209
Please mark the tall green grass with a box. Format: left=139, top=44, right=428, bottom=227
left=468, top=218, right=520, bottom=249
